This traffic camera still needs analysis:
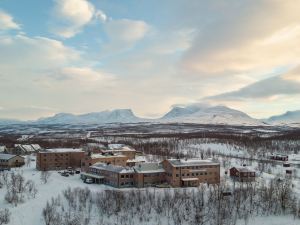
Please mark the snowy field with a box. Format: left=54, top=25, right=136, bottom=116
left=0, top=158, right=299, bottom=225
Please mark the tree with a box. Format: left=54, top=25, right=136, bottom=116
left=0, top=209, right=10, bottom=225
left=40, top=171, right=51, bottom=184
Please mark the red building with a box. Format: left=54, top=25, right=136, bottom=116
left=230, top=167, right=256, bottom=182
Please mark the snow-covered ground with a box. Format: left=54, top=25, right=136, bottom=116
left=0, top=160, right=113, bottom=225
left=1, top=155, right=300, bottom=225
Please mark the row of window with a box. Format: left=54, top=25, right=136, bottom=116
left=120, top=174, right=134, bottom=179
left=176, top=165, right=218, bottom=169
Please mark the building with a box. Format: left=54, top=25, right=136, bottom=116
left=0, top=153, right=24, bottom=168
left=82, top=158, right=220, bottom=188
left=269, top=154, right=288, bottom=161
left=162, top=159, right=220, bottom=187
left=81, top=153, right=129, bottom=171
left=83, top=163, right=135, bottom=187
left=36, top=148, right=85, bottom=171
left=101, top=144, right=136, bottom=160
left=9, top=144, right=42, bottom=155
left=229, top=167, right=256, bottom=182
left=134, top=162, right=166, bottom=187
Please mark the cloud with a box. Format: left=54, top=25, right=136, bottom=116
left=0, top=106, right=59, bottom=120
left=102, top=19, right=149, bottom=53
left=206, top=66, right=300, bottom=101
left=51, top=0, right=96, bottom=38
left=0, top=34, right=80, bottom=71
left=0, top=10, right=20, bottom=30
left=180, top=0, right=300, bottom=75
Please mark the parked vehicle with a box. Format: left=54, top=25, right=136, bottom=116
left=84, top=178, right=94, bottom=184
left=75, top=170, right=81, bottom=174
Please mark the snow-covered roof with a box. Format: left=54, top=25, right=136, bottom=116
left=167, top=158, right=219, bottom=167
left=43, top=148, right=84, bottom=153
left=0, top=153, right=17, bottom=160
left=134, top=162, right=165, bottom=173
left=91, top=153, right=127, bottom=159
left=14, top=144, right=42, bottom=153
left=106, top=144, right=136, bottom=152
left=232, top=166, right=255, bottom=173
left=0, top=146, right=6, bottom=153
left=91, top=163, right=135, bottom=174
left=126, top=156, right=146, bottom=163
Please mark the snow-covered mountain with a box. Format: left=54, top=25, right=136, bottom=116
left=36, top=109, right=142, bottom=124
left=267, top=110, right=300, bottom=126
left=160, top=105, right=265, bottom=126
left=3, top=105, right=299, bottom=126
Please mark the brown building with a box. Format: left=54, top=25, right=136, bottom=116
left=81, top=153, right=129, bottom=171
left=229, top=167, right=256, bottom=182
left=134, top=162, right=166, bottom=188
left=0, top=153, right=25, bottom=168
left=100, top=146, right=136, bottom=160
left=83, top=163, right=135, bottom=187
left=82, top=158, right=220, bottom=188
left=162, top=159, right=220, bottom=187
left=36, top=148, right=85, bottom=171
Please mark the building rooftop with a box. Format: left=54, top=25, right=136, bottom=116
left=91, top=163, right=135, bottom=174
left=91, top=153, right=127, bottom=159
left=104, top=144, right=136, bottom=152
left=126, top=156, right=146, bottom=163
left=134, top=162, right=165, bottom=173
left=233, top=166, right=255, bottom=173
left=42, top=148, right=84, bottom=153
left=0, top=153, right=18, bottom=160
left=167, top=158, right=220, bottom=167
left=0, top=146, right=6, bottom=153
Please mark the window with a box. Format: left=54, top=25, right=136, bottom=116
left=121, top=175, right=124, bottom=178
left=176, top=174, right=179, bottom=177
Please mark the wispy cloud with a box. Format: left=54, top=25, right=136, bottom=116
left=0, top=10, right=20, bottom=30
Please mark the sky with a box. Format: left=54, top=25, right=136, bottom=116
left=0, top=0, right=300, bottom=120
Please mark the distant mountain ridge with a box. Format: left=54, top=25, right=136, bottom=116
left=267, top=110, right=300, bottom=125
left=0, top=106, right=300, bottom=126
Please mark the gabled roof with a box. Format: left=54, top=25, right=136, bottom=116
left=0, top=153, right=18, bottom=160
left=231, top=166, right=255, bottom=173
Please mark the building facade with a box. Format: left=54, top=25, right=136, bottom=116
left=82, top=158, right=220, bottom=188
left=0, top=154, right=25, bottom=168
left=36, top=148, right=85, bottom=171
left=229, top=167, right=256, bottom=182
left=81, top=153, right=129, bottom=171
left=162, top=159, right=220, bottom=187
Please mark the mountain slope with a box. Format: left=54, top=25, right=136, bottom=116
left=160, top=105, right=265, bottom=126
left=37, top=109, right=142, bottom=124
left=267, top=110, right=300, bottom=125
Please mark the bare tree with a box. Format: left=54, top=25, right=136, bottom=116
left=40, top=171, right=51, bottom=184
left=0, top=209, right=10, bottom=225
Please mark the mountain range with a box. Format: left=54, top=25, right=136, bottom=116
left=0, top=105, right=299, bottom=126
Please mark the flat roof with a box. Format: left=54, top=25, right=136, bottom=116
left=81, top=172, right=104, bottom=179
left=134, top=162, right=165, bottom=173
left=91, top=153, right=127, bottom=159
left=167, top=158, right=220, bottom=167
left=42, top=148, right=84, bottom=153
left=91, top=163, right=135, bottom=174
